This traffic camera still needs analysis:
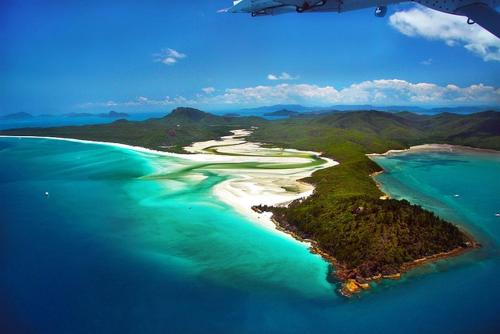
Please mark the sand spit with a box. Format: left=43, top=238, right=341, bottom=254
left=367, top=143, right=500, bottom=157
left=184, top=130, right=338, bottom=237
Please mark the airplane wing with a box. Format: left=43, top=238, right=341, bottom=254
left=455, top=3, right=500, bottom=38
left=226, top=0, right=500, bottom=38
left=227, top=0, right=401, bottom=15
left=228, top=0, right=302, bottom=16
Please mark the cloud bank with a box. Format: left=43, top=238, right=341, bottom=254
left=79, top=79, right=500, bottom=109
left=389, top=6, right=500, bottom=62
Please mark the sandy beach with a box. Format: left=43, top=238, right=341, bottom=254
left=1, top=132, right=338, bottom=240
left=183, top=129, right=338, bottom=236
left=367, top=143, right=500, bottom=157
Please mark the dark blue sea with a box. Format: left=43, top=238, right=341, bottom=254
left=0, top=113, right=162, bottom=131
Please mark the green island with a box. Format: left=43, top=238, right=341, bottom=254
left=3, top=107, right=499, bottom=295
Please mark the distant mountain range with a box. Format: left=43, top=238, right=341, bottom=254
left=1, top=111, right=129, bottom=120
left=233, top=104, right=499, bottom=116
left=4, top=106, right=499, bottom=153
left=263, top=109, right=300, bottom=117
left=64, top=111, right=129, bottom=118
left=0, top=112, right=34, bottom=120
left=236, top=104, right=325, bottom=114
left=3, top=105, right=498, bottom=121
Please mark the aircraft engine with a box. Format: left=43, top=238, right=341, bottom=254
left=374, top=6, right=388, bottom=17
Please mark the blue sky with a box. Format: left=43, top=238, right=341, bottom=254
left=1, top=0, right=499, bottom=115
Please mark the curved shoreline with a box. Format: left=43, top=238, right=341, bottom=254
left=182, top=130, right=338, bottom=238
left=367, top=143, right=500, bottom=157
left=257, top=143, right=486, bottom=296
left=368, top=143, right=500, bottom=201
left=255, top=203, right=479, bottom=297
left=360, top=144, right=484, bottom=295
left=0, top=133, right=337, bottom=245
left=0, top=135, right=192, bottom=159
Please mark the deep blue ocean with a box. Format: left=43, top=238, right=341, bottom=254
left=1, top=138, right=499, bottom=333
left=0, top=112, right=291, bottom=131
left=0, top=113, right=162, bottom=131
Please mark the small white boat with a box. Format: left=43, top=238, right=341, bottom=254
left=44, top=191, right=49, bottom=197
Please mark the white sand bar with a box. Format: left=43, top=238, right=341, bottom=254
left=1, top=131, right=338, bottom=239
left=184, top=130, right=338, bottom=235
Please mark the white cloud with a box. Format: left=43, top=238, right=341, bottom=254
left=153, top=48, right=187, bottom=65
left=420, top=58, right=432, bottom=65
left=78, top=95, right=197, bottom=109
left=202, top=87, right=216, bottom=94
left=389, top=6, right=500, bottom=62
left=208, top=80, right=499, bottom=105
left=267, top=72, right=299, bottom=81
left=79, top=79, right=500, bottom=109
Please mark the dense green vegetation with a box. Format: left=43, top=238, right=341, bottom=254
left=249, top=110, right=497, bottom=278
left=251, top=110, right=500, bottom=199
left=2, top=108, right=264, bottom=153
left=258, top=197, right=468, bottom=278
left=2, top=108, right=498, bottom=281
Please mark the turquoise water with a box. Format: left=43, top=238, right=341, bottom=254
left=372, top=150, right=500, bottom=246
left=1, top=138, right=499, bottom=333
